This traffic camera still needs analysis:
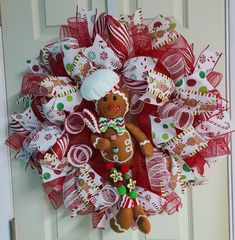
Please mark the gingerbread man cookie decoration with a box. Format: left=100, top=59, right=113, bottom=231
left=81, top=69, right=154, bottom=234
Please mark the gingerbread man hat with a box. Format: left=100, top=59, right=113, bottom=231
left=80, top=69, right=120, bottom=101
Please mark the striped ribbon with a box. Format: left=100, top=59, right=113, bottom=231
left=119, top=195, right=139, bottom=208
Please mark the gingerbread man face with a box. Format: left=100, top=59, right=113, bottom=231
left=96, top=88, right=129, bottom=119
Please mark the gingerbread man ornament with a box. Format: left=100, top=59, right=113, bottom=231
left=81, top=69, right=154, bottom=234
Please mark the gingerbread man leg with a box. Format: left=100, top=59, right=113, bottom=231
left=110, top=208, right=134, bottom=233
left=133, top=205, right=151, bottom=234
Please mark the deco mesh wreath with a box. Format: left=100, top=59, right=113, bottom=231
left=6, top=8, right=234, bottom=234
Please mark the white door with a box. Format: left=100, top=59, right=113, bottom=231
left=1, top=0, right=229, bottom=240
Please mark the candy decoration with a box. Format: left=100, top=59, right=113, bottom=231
left=129, top=191, right=138, bottom=199
left=120, top=164, right=129, bottom=173
left=117, top=185, right=127, bottom=195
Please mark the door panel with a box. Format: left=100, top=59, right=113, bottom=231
left=138, top=0, right=187, bottom=27
left=45, top=0, right=107, bottom=26
left=1, top=1, right=105, bottom=239
left=111, top=1, right=228, bottom=240
left=1, top=0, right=228, bottom=240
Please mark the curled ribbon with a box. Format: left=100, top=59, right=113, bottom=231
left=96, top=185, right=119, bottom=209
left=65, top=112, right=85, bottom=134
left=158, top=102, right=194, bottom=130
left=67, top=144, right=92, bottom=167
left=174, top=108, right=194, bottom=130
left=145, top=148, right=171, bottom=192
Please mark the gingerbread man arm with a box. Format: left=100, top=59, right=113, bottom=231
left=91, top=133, right=111, bottom=151
left=125, top=122, right=153, bottom=157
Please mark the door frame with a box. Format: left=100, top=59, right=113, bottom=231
left=1, top=1, right=235, bottom=240
left=0, top=26, right=14, bottom=240
left=227, top=0, right=235, bottom=239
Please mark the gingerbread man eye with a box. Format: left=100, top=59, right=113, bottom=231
left=103, top=96, right=108, bottom=101
left=113, top=95, right=117, bottom=101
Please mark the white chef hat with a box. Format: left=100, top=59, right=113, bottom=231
left=80, top=69, right=120, bottom=101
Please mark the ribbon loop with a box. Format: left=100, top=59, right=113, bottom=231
left=65, top=112, right=85, bottom=134
left=67, top=145, right=92, bottom=167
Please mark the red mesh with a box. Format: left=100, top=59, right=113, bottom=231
left=44, top=177, right=65, bottom=209
left=130, top=25, right=152, bottom=55
left=92, top=211, right=106, bottom=229
left=60, top=17, right=92, bottom=47
left=21, top=73, right=48, bottom=95
left=48, top=53, right=68, bottom=77
left=207, top=71, right=223, bottom=88
left=148, top=35, right=195, bottom=81
left=184, top=152, right=206, bottom=175
left=132, top=146, right=153, bottom=192
left=162, top=192, right=182, bottom=215
left=200, top=135, right=231, bottom=158
left=5, top=132, right=27, bottom=150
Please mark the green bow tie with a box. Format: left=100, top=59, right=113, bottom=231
left=98, top=117, right=125, bottom=134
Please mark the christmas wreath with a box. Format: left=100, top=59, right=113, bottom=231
left=6, top=8, right=234, bottom=234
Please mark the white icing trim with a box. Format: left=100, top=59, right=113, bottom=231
left=93, top=137, right=101, bottom=148
left=118, top=131, right=125, bottom=136
left=125, top=139, right=131, bottom=145
left=140, top=140, right=150, bottom=146
left=136, top=214, right=148, bottom=224
left=126, top=146, right=133, bottom=152
left=95, top=89, right=129, bottom=116
left=114, top=216, right=126, bottom=232
left=113, top=90, right=129, bottom=116
left=95, top=100, right=99, bottom=114
left=113, top=154, right=119, bottom=161
left=83, top=109, right=101, bottom=133
left=101, top=130, right=133, bottom=163
left=84, top=119, right=96, bottom=133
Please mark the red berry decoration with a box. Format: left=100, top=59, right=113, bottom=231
left=120, top=164, right=129, bottom=173
left=105, top=162, right=115, bottom=170
left=117, top=181, right=123, bottom=187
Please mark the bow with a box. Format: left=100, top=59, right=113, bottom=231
left=98, top=117, right=125, bottom=134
